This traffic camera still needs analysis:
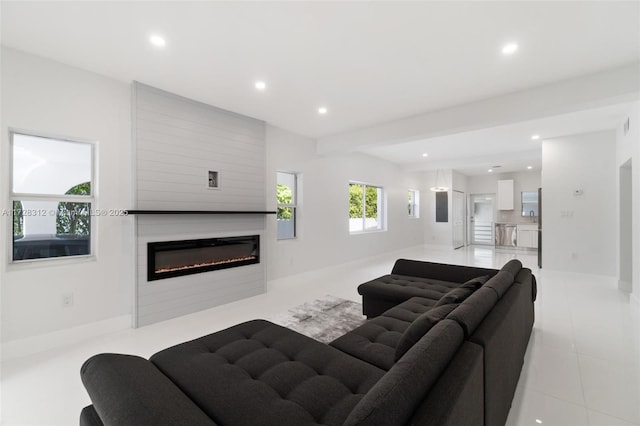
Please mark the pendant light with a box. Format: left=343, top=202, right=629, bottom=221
left=430, top=169, right=449, bottom=192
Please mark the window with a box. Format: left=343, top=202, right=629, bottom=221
left=408, top=189, right=420, bottom=218
left=10, top=131, right=95, bottom=261
left=277, top=171, right=297, bottom=240
left=349, top=182, right=384, bottom=233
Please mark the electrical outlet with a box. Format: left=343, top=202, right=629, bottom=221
left=62, top=293, right=74, bottom=307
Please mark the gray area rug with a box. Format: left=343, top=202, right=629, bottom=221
left=270, top=295, right=365, bottom=343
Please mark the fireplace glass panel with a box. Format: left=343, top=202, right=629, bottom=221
left=148, top=235, right=259, bottom=281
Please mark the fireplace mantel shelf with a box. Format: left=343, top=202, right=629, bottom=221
left=127, top=210, right=277, bottom=215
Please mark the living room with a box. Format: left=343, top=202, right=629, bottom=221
left=1, top=2, right=639, bottom=425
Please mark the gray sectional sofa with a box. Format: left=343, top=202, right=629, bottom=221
left=80, top=259, right=535, bottom=426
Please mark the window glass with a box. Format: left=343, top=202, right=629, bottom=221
left=11, top=132, right=94, bottom=261
left=408, top=189, right=420, bottom=218
left=349, top=183, right=384, bottom=233
left=12, top=133, right=92, bottom=195
left=277, top=172, right=297, bottom=240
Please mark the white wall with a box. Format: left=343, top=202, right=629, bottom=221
left=542, top=131, right=617, bottom=276
left=0, top=48, right=133, bottom=342
left=265, top=125, right=425, bottom=280
left=616, top=102, right=640, bottom=304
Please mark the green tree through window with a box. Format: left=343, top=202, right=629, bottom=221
left=349, top=183, right=383, bottom=233
left=13, top=201, right=23, bottom=237
left=56, top=182, right=91, bottom=236
left=277, top=183, right=292, bottom=220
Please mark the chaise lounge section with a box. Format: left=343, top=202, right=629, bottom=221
left=80, top=259, right=535, bottom=426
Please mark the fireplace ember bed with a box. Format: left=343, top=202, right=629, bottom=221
left=147, top=235, right=259, bottom=281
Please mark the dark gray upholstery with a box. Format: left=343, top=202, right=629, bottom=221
left=329, top=315, right=408, bottom=370
left=447, top=287, right=499, bottom=338
left=80, top=259, right=534, bottom=426
left=391, top=259, right=498, bottom=283
left=395, top=303, right=459, bottom=361
left=150, top=320, right=384, bottom=426
left=433, top=275, right=488, bottom=307
left=484, top=270, right=516, bottom=299
left=359, top=260, right=497, bottom=318
left=343, top=320, right=465, bottom=426
left=382, top=296, right=437, bottom=322
left=79, top=405, right=103, bottom=426
left=80, top=353, right=216, bottom=426
left=469, top=280, right=529, bottom=426
left=408, top=341, right=484, bottom=426
left=500, top=259, right=523, bottom=277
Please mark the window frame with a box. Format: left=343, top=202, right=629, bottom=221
left=9, top=129, right=97, bottom=263
left=408, top=189, right=420, bottom=219
left=349, top=181, right=385, bottom=234
left=276, top=171, right=298, bottom=240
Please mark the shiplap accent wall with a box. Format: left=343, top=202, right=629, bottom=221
left=133, top=83, right=267, bottom=327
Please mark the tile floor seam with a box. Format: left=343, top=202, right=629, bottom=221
left=587, top=407, right=640, bottom=426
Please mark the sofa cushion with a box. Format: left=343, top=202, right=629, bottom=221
left=80, top=353, right=216, bottom=426
left=484, top=270, right=517, bottom=299
left=433, top=275, right=489, bottom=307
left=381, top=296, right=437, bottom=323
left=80, top=405, right=104, bottom=426
left=343, top=319, right=465, bottom=426
left=150, top=320, right=384, bottom=426
left=395, top=303, right=459, bottom=361
left=330, top=315, right=409, bottom=371
left=446, top=287, right=499, bottom=338
left=500, top=259, right=523, bottom=277
left=358, top=274, right=460, bottom=303
left=391, top=259, right=498, bottom=283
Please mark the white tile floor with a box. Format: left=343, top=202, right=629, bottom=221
left=1, top=245, right=639, bottom=426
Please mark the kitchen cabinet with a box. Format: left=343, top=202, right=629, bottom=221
left=517, top=224, right=538, bottom=248
left=497, top=179, right=514, bottom=210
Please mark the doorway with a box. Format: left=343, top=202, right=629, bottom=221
left=452, top=190, right=465, bottom=249
left=470, top=194, right=495, bottom=245
left=619, top=159, right=633, bottom=292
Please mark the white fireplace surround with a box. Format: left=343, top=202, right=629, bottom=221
left=133, top=83, right=267, bottom=327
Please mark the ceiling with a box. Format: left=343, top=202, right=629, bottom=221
left=2, top=1, right=639, bottom=174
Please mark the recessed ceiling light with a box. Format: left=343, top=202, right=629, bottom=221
left=527, top=166, right=533, bottom=170
left=318, top=107, right=328, bottom=115
left=255, top=81, right=267, bottom=91
left=422, top=153, right=429, bottom=158
left=531, top=134, right=540, bottom=140
left=502, top=43, right=518, bottom=55
left=149, top=35, right=166, bottom=48
left=488, top=169, right=493, bottom=173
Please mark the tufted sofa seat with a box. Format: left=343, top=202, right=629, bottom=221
left=150, top=320, right=384, bottom=425
left=80, top=318, right=481, bottom=426
left=358, top=261, right=498, bottom=317
left=329, top=296, right=438, bottom=370
left=80, top=259, right=534, bottom=426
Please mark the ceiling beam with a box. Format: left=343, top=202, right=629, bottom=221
left=317, top=63, right=640, bottom=155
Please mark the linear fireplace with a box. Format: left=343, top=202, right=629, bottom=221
left=147, top=235, right=259, bottom=281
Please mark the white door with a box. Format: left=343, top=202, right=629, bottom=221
left=470, top=194, right=495, bottom=245
left=452, top=190, right=465, bottom=249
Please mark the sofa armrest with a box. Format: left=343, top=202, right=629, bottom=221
left=81, top=353, right=217, bottom=426
left=391, top=259, right=497, bottom=283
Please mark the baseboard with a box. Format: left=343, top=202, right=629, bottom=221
left=1, top=314, right=132, bottom=361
